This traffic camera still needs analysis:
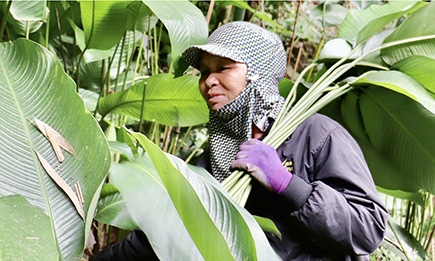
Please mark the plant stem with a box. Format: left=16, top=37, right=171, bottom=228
left=0, top=1, right=11, bottom=41
left=389, top=219, right=412, bottom=261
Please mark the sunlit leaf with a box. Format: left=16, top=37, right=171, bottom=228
left=80, top=0, right=128, bottom=50
left=382, top=2, right=435, bottom=65
left=98, top=74, right=208, bottom=127
left=354, top=70, right=435, bottom=115
left=143, top=0, right=208, bottom=72
left=106, top=132, right=280, bottom=260
left=10, top=0, right=46, bottom=21
left=0, top=39, right=111, bottom=259
left=392, top=56, right=435, bottom=94
left=338, top=1, right=423, bottom=44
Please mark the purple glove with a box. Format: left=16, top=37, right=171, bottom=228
left=230, top=139, right=292, bottom=194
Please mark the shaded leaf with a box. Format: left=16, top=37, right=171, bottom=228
left=95, top=184, right=137, bottom=231
left=0, top=195, right=59, bottom=261
left=126, top=1, right=158, bottom=32
left=377, top=187, right=424, bottom=207
left=108, top=140, right=134, bottom=161
left=340, top=87, right=435, bottom=193
left=387, top=221, right=428, bottom=260
left=219, top=1, right=284, bottom=31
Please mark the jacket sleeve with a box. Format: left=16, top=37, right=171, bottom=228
left=279, top=124, right=388, bottom=255
left=90, top=230, right=159, bottom=261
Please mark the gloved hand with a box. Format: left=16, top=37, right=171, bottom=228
left=230, top=139, right=292, bottom=194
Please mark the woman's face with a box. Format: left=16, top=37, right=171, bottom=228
left=198, top=52, right=248, bottom=110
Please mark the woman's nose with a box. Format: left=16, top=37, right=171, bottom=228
left=205, top=73, right=219, bottom=88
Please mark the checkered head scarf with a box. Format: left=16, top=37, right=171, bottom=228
left=182, top=21, right=286, bottom=181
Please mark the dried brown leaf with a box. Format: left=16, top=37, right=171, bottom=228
left=34, top=150, right=84, bottom=220
left=32, top=117, right=76, bottom=162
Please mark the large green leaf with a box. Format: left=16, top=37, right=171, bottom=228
left=0, top=195, right=58, bottom=260
left=110, top=154, right=205, bottom=260
left=323, top=70, right=435, bottom=194
left=98, top=73, right=209, bottom=127
left=143, top=0, right=208, bottom=72
left=80, top=0, right=128, bottom=50
left=377, top=187, right=424, bottom=207
left=133, top=132, right=251, bottom=261
left=382, top=1, right=435, bottom=65
left=333, top=86, right=435, bottom=194
left=107, top=133, right=279, bottom=261
left=0, top=39, right=111, bottom=260
left=338, top=0, right=423, bottom=44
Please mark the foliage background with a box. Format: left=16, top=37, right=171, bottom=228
left=0, top=0, right=434, bottom=260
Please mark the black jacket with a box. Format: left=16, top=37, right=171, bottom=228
left=91, top=114, right=388, bottom=261
left=243, top=113, right=388, bottom=260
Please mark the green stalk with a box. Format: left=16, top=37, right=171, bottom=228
left=228, top=174, right=251, bottom=197
left=132, top=32, right=147, bottom=85
left=272, top=62, right=318, bottom=127
left=268, top=70, right=372, bottom=148
left=222, top=170, right=244, bottom=190
left=114, top=32, right=127, bottom=91
left=45, top=1, right=50, bottom=48
left=238, top=183, right=252, bottom=207
left=389, top=219, right=412, bottom=261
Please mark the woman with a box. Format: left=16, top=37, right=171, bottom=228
left=184, top=21, right=388, bottom=260
left=91, top=21, right=388, bottom=261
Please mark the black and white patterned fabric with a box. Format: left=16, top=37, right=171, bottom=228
left=182, top=22, right=286, bottom=181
